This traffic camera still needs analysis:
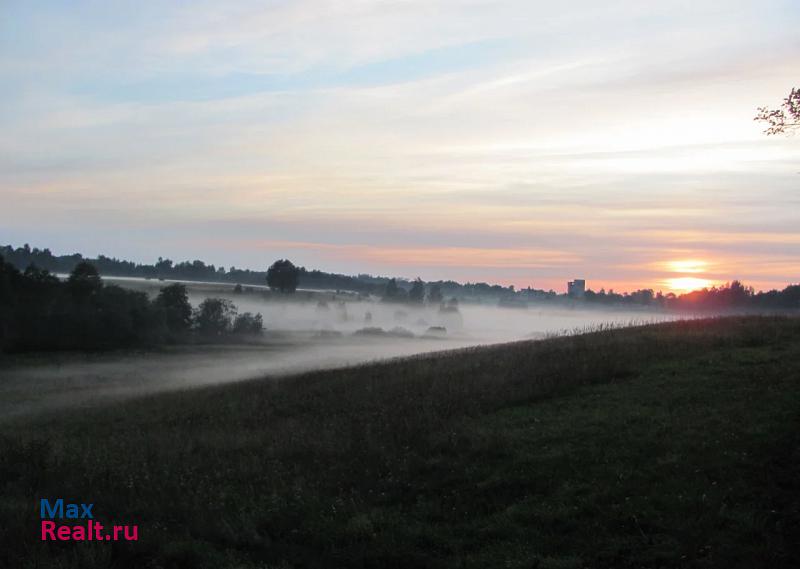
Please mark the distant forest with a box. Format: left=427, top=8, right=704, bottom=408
left=2, top=243, right=799, bottom=311
left=0, top=243, right=527, bottom=299
left=0, top=243, right=388, bottom=293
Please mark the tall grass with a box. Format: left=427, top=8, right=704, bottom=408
left=1, top=316, right=799, bottom=568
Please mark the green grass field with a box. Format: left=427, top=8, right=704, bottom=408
left=2, top=316, right=799, bottom=568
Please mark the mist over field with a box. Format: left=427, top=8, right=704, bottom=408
left=0, top=276, right=671, bottom=420
left=116, top=276, right=672, bottom=339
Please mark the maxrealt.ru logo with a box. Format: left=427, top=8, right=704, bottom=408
left=40, top=499, right=138, bottom=541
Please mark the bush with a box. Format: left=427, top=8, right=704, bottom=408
left=232, top=312, right=263, bottom=335
left=194, top=298, right=237, bottom=337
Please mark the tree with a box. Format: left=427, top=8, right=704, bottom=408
left=755, top=87, right=800, bottom=135
left=67, top=262, right=102, bottom=298
left=23, top=265, right=59, bottom=292
left=408, top=277, right=425, bottom=304
left=427, top=282, right=443, bottom=305
left=194, top=298, right=236, bottom=337
left=266, top=259, right=300, bottom=293
left=156, top=283, right=192, bottom=334
left=382, top=278, right=401, bottom=302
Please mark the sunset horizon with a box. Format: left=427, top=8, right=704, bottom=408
left=2, top=239, right=793, bottom=296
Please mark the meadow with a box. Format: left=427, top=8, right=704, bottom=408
left=1, top=316, right=799, bottom=568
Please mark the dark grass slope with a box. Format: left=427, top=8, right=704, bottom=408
left=1, top=316, right=799, bottom=568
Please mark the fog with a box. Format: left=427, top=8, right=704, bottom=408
left=0, top=277, right=672, bottom=420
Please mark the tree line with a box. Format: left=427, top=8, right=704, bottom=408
left=0, top=256, right=263, bottom=353
left=577, top=280, right=800, bottom=311
left=378, top=277, right=799, bottom=312
left=1, top=243, right=525, bottom=299
left=3, top=243, right=798, bottom=312
left=0, top=244, right=385, bottom=294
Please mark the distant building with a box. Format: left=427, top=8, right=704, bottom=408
left=567, top=279, right=586, bottom=298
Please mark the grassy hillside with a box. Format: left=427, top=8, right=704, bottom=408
left=2, top=317, right=799, bottom=568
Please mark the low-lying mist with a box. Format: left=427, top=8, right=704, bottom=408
left=1, top=277, right=673, bottom=420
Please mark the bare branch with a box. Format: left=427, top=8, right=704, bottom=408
left=755, top=87, right=800, bottom=135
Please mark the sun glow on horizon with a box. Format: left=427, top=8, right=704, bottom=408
left=664, top=276, right=715, bottom=293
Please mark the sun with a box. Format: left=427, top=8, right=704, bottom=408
left=664, top=277, right=713, bottom=293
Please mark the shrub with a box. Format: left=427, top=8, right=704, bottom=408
left=194, top=298, right=237, bottom=337
left=232, top=312, right=263, bottom=335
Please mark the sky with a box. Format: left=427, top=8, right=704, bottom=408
left=1, top=0, right=798, bottom=293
